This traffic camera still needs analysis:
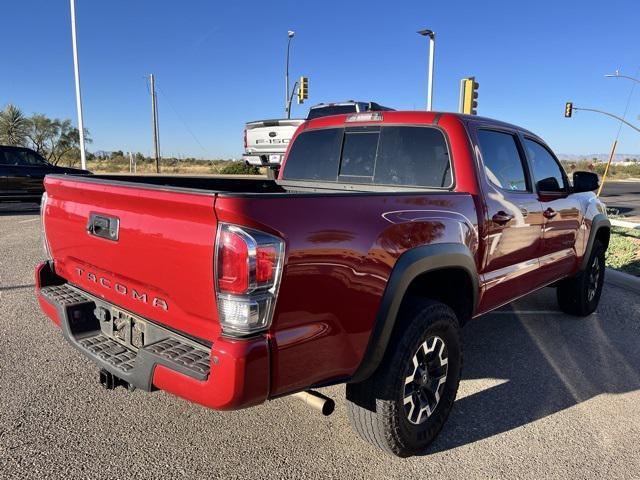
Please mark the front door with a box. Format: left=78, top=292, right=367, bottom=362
left=473, top=128, right=545, bottom=312
left=522, top=136, right=582, bottom=282
left=3, top=148, right=50, bottom=197
left=0, top=158, right=8, bottom=195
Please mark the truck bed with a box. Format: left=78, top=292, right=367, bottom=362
left=42, top=173, right=477, bottom=395
left=55, top=174, right=454, bottom=196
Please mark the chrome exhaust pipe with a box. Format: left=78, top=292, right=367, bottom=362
left=292, top=390, right=335, bottom=416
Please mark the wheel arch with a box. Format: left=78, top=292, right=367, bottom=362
left=580, top=214, right=611, bottom=270
left=350, top=243, right=478, bottom=383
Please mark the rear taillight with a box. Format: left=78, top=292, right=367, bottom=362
left=40, top=192, right=52, bottom=259
left=215, top=223, right=284, bottom=336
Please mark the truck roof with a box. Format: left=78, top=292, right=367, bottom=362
left=302, top=110, right=537, bottom=138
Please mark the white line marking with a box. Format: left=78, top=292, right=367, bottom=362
left=17, top=218, right=39, bottom=224
left=490, top=310, right=567, bottom=315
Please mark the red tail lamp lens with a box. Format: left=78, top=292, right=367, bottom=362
left=218, top=230, right=249, bottom=294
left=256, top=245, right=277, bottom=283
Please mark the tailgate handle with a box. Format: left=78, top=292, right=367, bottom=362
left=87, top=213, right=119, bottom=241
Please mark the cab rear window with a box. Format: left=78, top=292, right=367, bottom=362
left=282, top=126, right=452, bottom=188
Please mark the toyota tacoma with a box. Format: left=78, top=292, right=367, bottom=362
left=36, top=110, right=610, bottom=457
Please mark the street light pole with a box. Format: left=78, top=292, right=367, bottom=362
left=566, top=104, right=640, bottom=197
left=417, top=29, right=435, bottom=111
left=69, top=0, right=87, bottom=170
left=149, top=74, right=160, bottom=173
left=285, top=30, right=295, bottom=118
left=572, top=106, right=640, bottom=134
left=605, top=71, right=640, bottom=85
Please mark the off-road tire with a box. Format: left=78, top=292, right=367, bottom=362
left=346, top=300, right=462, bottom=457
left=557, top=239, right=606, bottom=316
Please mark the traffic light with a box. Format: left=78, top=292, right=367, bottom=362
left=297, top=76, right=309, bottom=104
left=564, top=102, right=573, bottom=118
left=461, top=77, right=479, bottom=115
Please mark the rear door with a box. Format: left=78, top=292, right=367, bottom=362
left=521, top=136, right=582, bottom=281
left=473, top=128, right=545, bottom=311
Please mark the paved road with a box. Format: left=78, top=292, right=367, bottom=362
left=1, top=205, right=639, bottom=479
left=600, top=180, right=640, bottom=220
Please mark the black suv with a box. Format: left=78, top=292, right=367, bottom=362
left=0, top=145, right=90, bottom=202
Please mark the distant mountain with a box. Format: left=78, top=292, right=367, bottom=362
left=557, top=153, right=640, bottom=163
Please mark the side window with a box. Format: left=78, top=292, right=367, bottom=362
left=477, top=130, right=529, bottom=192
left=523, top=138, right=567, bottom=192
left=2, top=150, right=28, bottom=166
left=1, top=150, right=46, bottom=166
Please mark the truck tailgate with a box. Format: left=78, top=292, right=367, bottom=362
left=245, top=119, right=304, bottom=155
left=43, top=176, right=220, bottom=342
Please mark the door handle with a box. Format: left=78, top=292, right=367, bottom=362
left=492, top=211, right=514, bottom=225
left=86, top=213, right=119, bottom=241
left=543, top=208, right=557, bottom=219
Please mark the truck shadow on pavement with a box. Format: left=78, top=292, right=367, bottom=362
left=429, top=286, right=640, bottom=453
left=0, top=202, right=40, bottom=216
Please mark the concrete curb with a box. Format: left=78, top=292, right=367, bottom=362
left=611, top=219, right=640, bottom=229
left=605, top=268, right=640, bottom=294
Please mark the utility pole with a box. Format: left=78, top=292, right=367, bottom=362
left=69, top=0, right=87, bottom=170
left=149, top=74, right=160, bottom=173
left=417, top=29, right=435, bottom=111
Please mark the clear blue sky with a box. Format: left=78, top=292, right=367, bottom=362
left=3, top=0, right=640, bottom=158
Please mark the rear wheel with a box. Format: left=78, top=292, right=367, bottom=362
left=557, top=239, right=606, bottom=316
left=346, top=300, right=462, bottom=457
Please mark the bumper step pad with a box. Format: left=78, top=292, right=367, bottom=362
left=79, top=334, right=137, bottom=373
left=145, top=339, right=211, bottom=378
left=39, top=283, right=211, bottom=389
left=40, top=284, right=89, bottom=305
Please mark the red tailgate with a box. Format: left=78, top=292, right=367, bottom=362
left=43, top=176, right=220, bottom=342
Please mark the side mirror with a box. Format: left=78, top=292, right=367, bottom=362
left=573, top=171, right=599, bottom=193
left=536, top=176, right=561, bottom=192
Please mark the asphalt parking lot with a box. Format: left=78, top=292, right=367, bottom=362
left=1, top=202, right=639, bottom=479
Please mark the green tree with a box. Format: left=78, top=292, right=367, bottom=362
left=25, top=114, right=59, bottom=155
left=0, top=104, right=29, bottom=146
left=41, top=119, right=91, bottom=165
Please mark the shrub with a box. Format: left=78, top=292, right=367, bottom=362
left=219, top=162, right=259, bottom=175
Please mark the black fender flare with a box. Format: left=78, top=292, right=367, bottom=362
left=580, top=214, right=611, bottom=270
left=350, top=243, right=478, bottom=383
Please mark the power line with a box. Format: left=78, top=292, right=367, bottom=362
left=154, top=83, right=211, bottom=157
left=614, top=66, right=640, bottom=141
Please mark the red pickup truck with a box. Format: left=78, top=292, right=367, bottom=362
left=36, top=111, right=610, bottom=457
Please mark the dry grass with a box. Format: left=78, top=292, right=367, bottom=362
left=81, top=158, right=263, bottom=176
left=561, top=160, right=640, bottom=180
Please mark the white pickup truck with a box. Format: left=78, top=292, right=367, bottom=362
left=243, top=101, right=392, bottom=178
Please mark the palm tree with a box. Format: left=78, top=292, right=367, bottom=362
left=0, top=104, right=28, bottom=146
